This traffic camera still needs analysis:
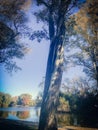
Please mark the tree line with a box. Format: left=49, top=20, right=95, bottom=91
left=0, top=92, right=40, bottom=108
left=59, top=82, right=98, bottom=115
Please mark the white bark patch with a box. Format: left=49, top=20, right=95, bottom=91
left=55, top=58, right=64, bottom=66
left=48, top=114, right=55, bottom=126
left=55, top=46, right=64, bottom=67
left=93, top=62, right=96, bottom=69
left=56, top=59, right=61, bottom=66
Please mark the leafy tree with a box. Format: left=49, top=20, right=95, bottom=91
left=0, top=0, right=31, bottom=71
left=62, top=0, right=98, bottom=88
left=74, top=0, right=98, bottom=86
left=9, top=96, right=18, bottom=107
left=0, top=92, right=4, bottom=107
left=58, top=97, right=70, bottom=112
left=0, top=22, right=25, bottom=71
left=17, top=93, right=32, bottom=106
left=30, top=1, right=85, bottom=130
left=2, top=93, right=11, bottom=107
left=60, top=77, right=98, bottom=115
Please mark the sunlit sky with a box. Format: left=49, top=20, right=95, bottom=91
left=0, top=1, right=85, bottom=99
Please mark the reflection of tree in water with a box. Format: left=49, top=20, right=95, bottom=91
left=9, top=111, right=17, bottom=116
left=36, top=108, right=40, bottom=117
left=16, top=111, right=30, bottom=119
left=0, top=111, right=8, bottom=118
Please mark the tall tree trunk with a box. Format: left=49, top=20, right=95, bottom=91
left=37, top=1, right=72, bottom=129
left=38, top=35, right=64, bottom=130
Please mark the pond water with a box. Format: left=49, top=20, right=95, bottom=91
left=0, top=107, right=40, bottom=122
left=0, top=107, right=98, bottom=128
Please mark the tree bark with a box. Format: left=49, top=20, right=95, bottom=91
left=38, top=36, right=64, bottom=130
left=37, top=1, right=72, bottom=130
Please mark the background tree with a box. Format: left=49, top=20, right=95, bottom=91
left=0, top=0, right=31, bottom=71
left=17, top=93, right=33, bottom=106
left=62, top=0, right=98, bottom=89
left=58, top=96, right=70, bottom=112
left=0, top=92, right=4, bottom=107
left=1, top=93, right=11, bottom=107
left=0, top=92, right=36, bottom=108
left=0, top=92, right=13, bottom=107
left=60, top=77, right=98, bottom=114
left=74, top=0, right=98, bottom=86
left=9, top=96, right=18, bottom=107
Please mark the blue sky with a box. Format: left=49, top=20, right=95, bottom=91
left=0, top=5, right=50, bottom=98
left=0, top=38, right=49, bottom=98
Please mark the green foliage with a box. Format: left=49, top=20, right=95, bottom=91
left=0, top=92, right=35, bottom=108
left=0, top=92, right=4, bottom=107
left=60, top=89, right=98, bottom=115
left=0, top=93, right=11, bottom=108
left=64, top=0, right=98, bottom=84
left=17, top=93, right=34, bottom=106
left=0, top=0, right=29, bottom=72
left=60, top=77, right=98, bottom=114
left=58, top=97, right=70, bottom=112
left=0, top=22, right=25, bottom=72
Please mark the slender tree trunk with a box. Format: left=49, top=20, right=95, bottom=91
left=38, top=36, right=64, bottom=130
left=37, top=1, right=71, bottom=129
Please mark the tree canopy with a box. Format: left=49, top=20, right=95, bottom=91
left=0, top=0, right=31, bottom=71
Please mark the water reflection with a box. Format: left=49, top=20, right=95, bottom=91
left=0, top=111, right=30, bottom=120
left=0, top=107, right=98, bottom=128
left=0, top=111, right=8, bottom=118
left=10, top=111, right=17, bottom=116
left=0, top=107, right=40, bottom=122
left=17, top=111, right=30, bottom=119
